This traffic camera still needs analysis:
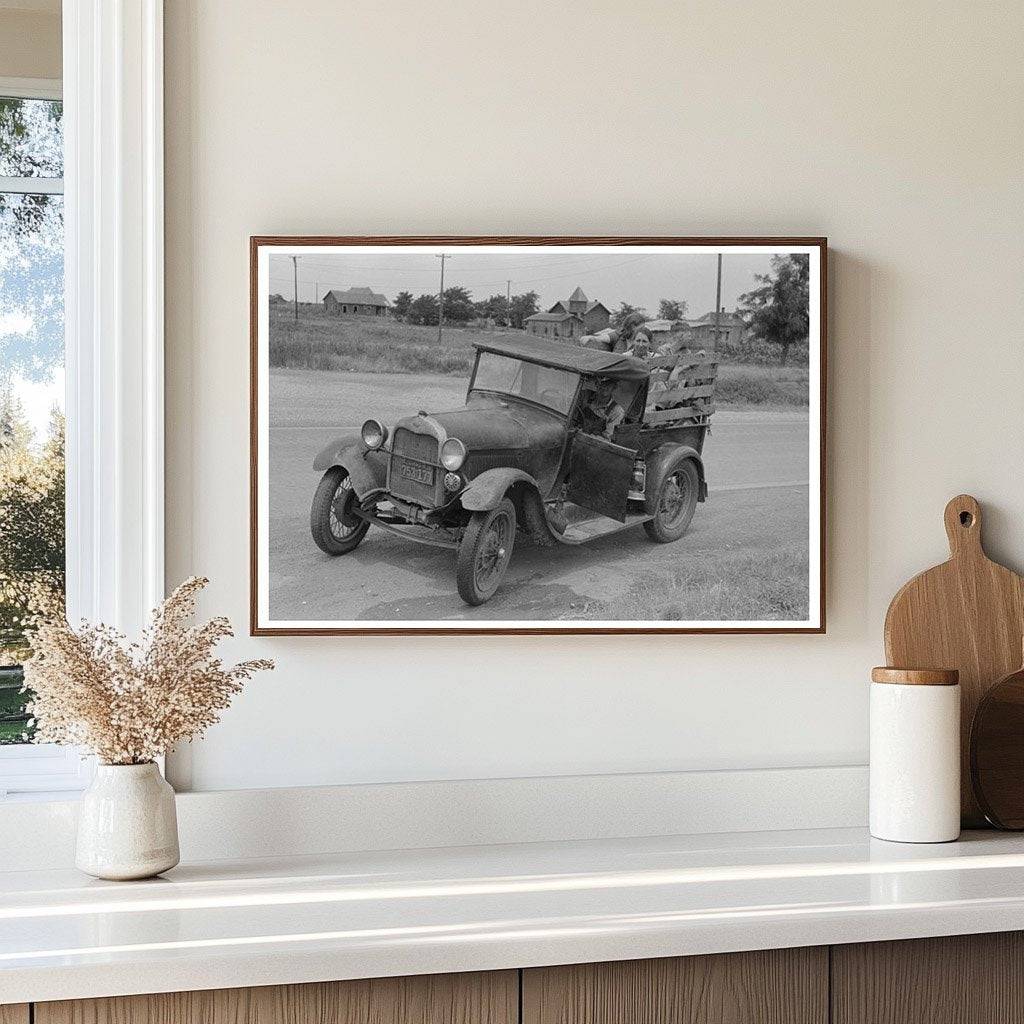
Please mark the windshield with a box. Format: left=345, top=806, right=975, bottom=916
left=471, top=351, right=577, bottom=415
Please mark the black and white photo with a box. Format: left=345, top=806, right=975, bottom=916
left=250, top=238, right=825, bottom=634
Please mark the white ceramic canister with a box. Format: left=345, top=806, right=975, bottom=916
left=869, top=667, right=961, bottom=843
left=76, top=762, right=180, bottom=880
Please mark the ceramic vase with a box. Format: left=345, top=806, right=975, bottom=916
left=76, top=762, right=180, bottom=880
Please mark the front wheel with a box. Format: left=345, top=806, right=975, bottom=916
left=456, top=498, right=516, bottom=605
left=643, top=458, right=700, bottom=543
left=310, top=467, right=370, bottom=555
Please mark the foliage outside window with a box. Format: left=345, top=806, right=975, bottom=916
left=0, top=95, right=65, bottom=745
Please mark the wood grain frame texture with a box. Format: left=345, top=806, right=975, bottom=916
left=249, top=236, right=828, bottom=637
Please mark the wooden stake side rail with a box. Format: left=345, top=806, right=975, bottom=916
left=644, top=405, right=715, bottom=425
left=654, top=383, right=716, bottom=403
left=644, top=353, right=718, bottom=426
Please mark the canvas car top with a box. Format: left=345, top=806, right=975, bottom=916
left=471, top=335, right=651, bottom=381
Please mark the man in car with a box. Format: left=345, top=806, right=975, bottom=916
left=580, top=378, right=627, bottom=439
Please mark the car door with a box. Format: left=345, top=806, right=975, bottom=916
left=565, top=430, right=636, bottom=522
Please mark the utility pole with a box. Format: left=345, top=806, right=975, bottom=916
left=314, top=281, right=319, bottom=304
left=436, top=253, right=446, bottom=343
left=292, top=255, right=299, bottom=322
left=506, top=279, right=512, bottom=328
left=712, top=253, right=722, bottom=353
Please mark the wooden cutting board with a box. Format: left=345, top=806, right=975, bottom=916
left=884, top=494, right=1024, bottom=826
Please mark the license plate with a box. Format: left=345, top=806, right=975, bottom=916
left=400, top=462, right=434, bottom=485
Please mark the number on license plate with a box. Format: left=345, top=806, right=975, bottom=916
left=400, top=462, right=434, bottom=485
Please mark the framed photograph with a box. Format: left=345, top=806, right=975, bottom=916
left=250, top=237, right=826, bottom=635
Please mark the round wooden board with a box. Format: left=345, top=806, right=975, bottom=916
left=970, top=664, right=1024, bottom=829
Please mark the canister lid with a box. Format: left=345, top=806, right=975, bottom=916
left=871, top=667, right=959, bottom=686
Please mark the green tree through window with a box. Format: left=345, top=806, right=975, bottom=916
left=0, top=95, right=65, bottom=745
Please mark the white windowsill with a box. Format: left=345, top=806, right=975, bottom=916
left=0, top=744, right=94, bottom=799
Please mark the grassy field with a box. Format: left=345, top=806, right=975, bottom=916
left=268, top=304, right=809, bottom=407
left=612, top=545, right=810, bottom=621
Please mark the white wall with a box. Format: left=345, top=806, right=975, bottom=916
left=164, top=0, right=1024, bottom=792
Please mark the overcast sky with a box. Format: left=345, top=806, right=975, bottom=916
left=269, top=251, right=776, bottom=316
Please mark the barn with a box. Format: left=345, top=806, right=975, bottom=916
left=524, top=311, right=583, bottom=341
left=686, top=308, right=746, bottom=349
left=324, top=287, right=389, bottom=316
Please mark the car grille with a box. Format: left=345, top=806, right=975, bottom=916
left=388, top=428, right=441, bottom=507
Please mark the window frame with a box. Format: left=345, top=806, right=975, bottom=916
left=0, top=77, right=64, bottom=196
left=0, top=0, right=165, bottom=799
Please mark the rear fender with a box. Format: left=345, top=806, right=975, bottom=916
left=645, top=444, right=707, bottom=504
left=313, top=439, right=386, bottom=498
left=460, top=468, right=541, bottom=512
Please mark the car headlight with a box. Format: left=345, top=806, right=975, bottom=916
left=440, top=438, right=467, bottom=471
left=361, top=419, right=388, bottom=450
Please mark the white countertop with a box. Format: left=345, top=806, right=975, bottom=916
left=4, top=826, right=1024, bottom=1004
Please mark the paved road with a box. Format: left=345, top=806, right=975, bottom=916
left=265, top=369, right=811, bottom=623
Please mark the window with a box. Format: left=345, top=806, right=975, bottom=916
left=0, top=91, right=64, bottom=737
left=0, top=9, right=166, bottom=799
left=471, top=351, right=577, bottom=415
left=0, top=82, right=84, bottom=797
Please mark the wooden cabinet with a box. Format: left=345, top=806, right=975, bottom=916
left=832, top=932, right=1024, bottom=1024
left=21, top=932, right=1024, bottom=1024
left=34, top=971, right=517, bottom=1024
left=522, top=948, right=828, bottom=1024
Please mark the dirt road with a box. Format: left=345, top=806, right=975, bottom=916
left=265, top=368, right=811, bottom=622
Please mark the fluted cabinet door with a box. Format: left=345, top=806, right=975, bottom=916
left=35, top=971, right=518, bottom=1024
left=832, top=932, right=1024, bottom=1024
left=0, top=1006, right=29, bottom=1024
left=522, top=948, right=828, bottom=1024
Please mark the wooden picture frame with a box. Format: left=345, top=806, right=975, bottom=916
left=250, top=237, right=826, bottom=635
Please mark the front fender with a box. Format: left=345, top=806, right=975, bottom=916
left=313, top=439, right=386, bottom=499
left=460, top=468, right=541, bottom=512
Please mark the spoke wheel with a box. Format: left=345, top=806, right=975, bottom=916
left=456, top=498, right=516, bottom=605
left=644, top=458, right=699, bottom=543
left=310, top=467, right=370, bottom=555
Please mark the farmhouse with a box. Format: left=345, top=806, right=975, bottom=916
left=323, top=287, right=389, bottom=316
left=524, top=311, right=583, bottom=342
left=547, top=286, right=611, bottom=334
left=686, top=308, right=746, bottom=348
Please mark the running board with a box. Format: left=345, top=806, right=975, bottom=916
left=554, top=511, right=653, bottom=546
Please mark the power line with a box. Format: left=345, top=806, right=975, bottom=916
left=437, top=253, right=446, bottom=344
left=291, top=255, right=298, bottom=322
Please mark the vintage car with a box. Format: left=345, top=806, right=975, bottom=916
left=310, top=336, right=716, bottom=605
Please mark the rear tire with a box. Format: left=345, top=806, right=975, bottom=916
left=456, top=498, right=516, bottom=605
left=643, top=457, right=699, bottom=543
left=310, top=467, right=370, bottom=555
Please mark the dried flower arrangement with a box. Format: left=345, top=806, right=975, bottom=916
left=22, top=576, right=273, bottom=765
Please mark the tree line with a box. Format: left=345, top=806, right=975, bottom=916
left=389, top=290, right=694, bottom=331
left=390, top=288, right=541, bottom=329
left=383, top=253, right=810, bottom=364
